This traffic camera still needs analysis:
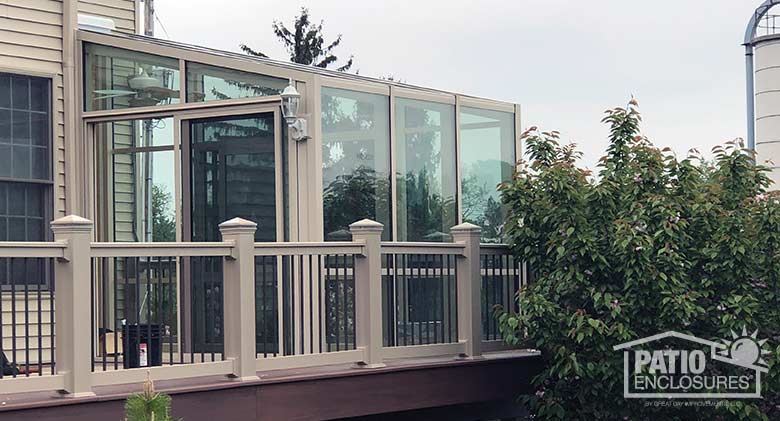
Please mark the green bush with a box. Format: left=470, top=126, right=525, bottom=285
left=124, top=373, right=180, bottom=421
left=497, top=101, right=780, bottom=420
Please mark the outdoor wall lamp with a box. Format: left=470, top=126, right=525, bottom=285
left=281, top=79, right=310, bottom=142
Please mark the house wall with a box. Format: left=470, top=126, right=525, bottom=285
left=77, top=0, right=136, bottom=34
left=0, top=0, right=137, bottom=369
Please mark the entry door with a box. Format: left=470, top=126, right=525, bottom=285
left=181, top=110, right=283, bottom=354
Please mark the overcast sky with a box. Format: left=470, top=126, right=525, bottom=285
left=154, top=0, right=760, bottom=170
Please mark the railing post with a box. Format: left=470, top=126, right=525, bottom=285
left=51, top=215, right=95, bottom=397
left=219, top=217, right=259, bottom=381
left=349, top=219, right=386, bottom=368
left=451, top=222, right=483, bottom=359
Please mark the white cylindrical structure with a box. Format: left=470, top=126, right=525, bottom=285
left=747, top=1, right=780, bottom=185
left=754, top=36, right=780, bottom=184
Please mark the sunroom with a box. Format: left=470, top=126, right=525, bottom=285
left=71, top=31, right=519, bottom=365
left=1, top=28, right=526, bottom=395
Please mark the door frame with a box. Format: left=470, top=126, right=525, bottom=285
left=178, top=105, right=284, bottom=354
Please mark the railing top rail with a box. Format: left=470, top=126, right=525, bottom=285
left=90, top=242, right=233, bottom=257
left=254, top=241, right=365, bottom=256
left=0, top=241, right=67, bottom=258
left=479, top=244, right=513, bottom=255
left=380, top=241, right=466, bottom=256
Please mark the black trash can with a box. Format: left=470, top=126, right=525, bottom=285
left=122, top=324, right=163, bottom=369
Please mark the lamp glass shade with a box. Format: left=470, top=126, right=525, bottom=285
left=281, top=82, right=301, bottom=119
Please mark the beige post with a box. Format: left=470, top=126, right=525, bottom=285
left=451, top=222, right=483, bottom=359
left=219, top=217, right=260, bottom=381
left=51, top=215, right=95, bottom=397
left=349, top=219, right=386, bottom=368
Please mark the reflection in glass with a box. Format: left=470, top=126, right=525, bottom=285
left=395, top=98, right=457, bottom=242
left=459, top=107, right=515, bottom=243
left=186, top=62, right=287, bottom=102
left=84, top=43, right=180, bottom=111
left=190, top=115, right=277, bottom=242
left=321, top=87, right=390, bottom=240
left=94, top=118, right=176, bottom=242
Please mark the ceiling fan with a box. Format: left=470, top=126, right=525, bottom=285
left=92, top=68, right=179, bottom=106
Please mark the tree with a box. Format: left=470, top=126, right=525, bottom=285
left=125, top=373, right=179, bottom=421
left=240, top=7, right=354, bottom=71
left=152, top=184, right=175, bottom=242
left=496, top=101, right=780, bottom=420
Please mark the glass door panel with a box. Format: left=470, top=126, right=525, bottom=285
left=186, top=112, right=280, bottom=354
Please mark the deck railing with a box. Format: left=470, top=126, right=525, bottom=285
left=0, top=217, right=520, bottom=396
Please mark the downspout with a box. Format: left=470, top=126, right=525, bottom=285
left=746, top=45, right=756, bottom=152
left=63, top=0, right=78, bottom=215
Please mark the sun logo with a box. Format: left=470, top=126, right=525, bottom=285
left=716, top=326, right=771, bottom=370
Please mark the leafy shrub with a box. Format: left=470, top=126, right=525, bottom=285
left=497, top=101, right=780, bottom=420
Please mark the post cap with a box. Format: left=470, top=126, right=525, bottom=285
left=50, top=215, right=93, bottom=233
left=450, top=222, right=482, bottom=234
left=349, top=219, right=384, bottom=233
left=218, top=217, right=258, bottom=234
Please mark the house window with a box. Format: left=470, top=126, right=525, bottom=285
left=394, top=98, right=457, bottom=242
left=321, top=87, right=391, bottom=241
left=459, top=107, right=515, bottom=243
left=0, top=73, right=52, bottom=287
left=84, top=43, right=180, bottom=112
left=186, top=62, right=287, bottom=103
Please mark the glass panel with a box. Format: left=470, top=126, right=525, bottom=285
left=93, top=118, right=176, bottom=242
left=0, top=74, right=10, bottom=108
left=0, top=182, right=45, bottom=241
left=321, top=87, right=391, bottom=240
left=190, top=114, right=277, bottom=242
left=29, top=78, right=48, bottom=112
left=0, top=73, right=50, bottom=182
left=84, top=43, right=180, bottom=111
left=11, top=76, right=29, bottom=110
left=459, top=107, right=515, bottom=243
left=394, top=97, right=457, bottom=242
left=186, top=62, right=287, bottom=102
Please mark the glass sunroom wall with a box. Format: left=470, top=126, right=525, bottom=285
left=84, top=43, right=180, bottom=111
left=459, top=106, right=515, bottom=243
left=93, top=117, right=176, bottom=243
left=321, top=87, right=391, bottom=241
left=186, top=62, right=288, bottom=102
left=395, top=97, right=457, bottom=242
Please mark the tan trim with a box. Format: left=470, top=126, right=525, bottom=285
left=388, top=85, right=398, bottom=240
left=0, top=242, right=67, bottom=258
left=459, top=96, right=516, bottom=113
left=381, top=242, right=466, bottom=256
left=255, top=349, right=365, bottom=371
left=82, top=95, right=282, bottom=121
left=77, top=31, right=316, bottom=84
left=0, top=374, right=66, bottom=395
left=91, top=360, right=234, bottom=387
left=455, top=95, right=462, bottom=224
left=382, top=341, right=466, bottom=359
left=90, top=242, right=233, bottom=257
left=514, top=104, right=522, bottom=164
left=320, top=75, right=390, bottom=95
left=311, top=74, right=325, bottom=242
left=254, top=242, right=365, bottom=256
left=394, top=86, right=455, bottom=104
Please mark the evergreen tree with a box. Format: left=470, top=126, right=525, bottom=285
left=240, top=7, right=354, bottom=71
left=124, top=373, right=179, bottom=421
